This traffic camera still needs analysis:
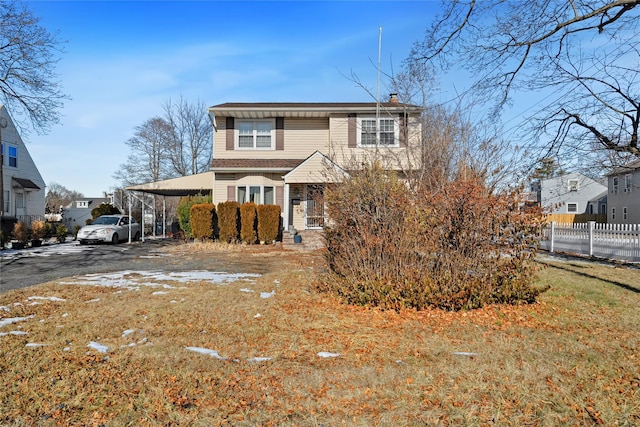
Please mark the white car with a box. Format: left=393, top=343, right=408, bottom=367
left=77, top=215, right=141, bottom=245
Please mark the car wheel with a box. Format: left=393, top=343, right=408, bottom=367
left=79, top=240, right=87, bottom=245
left=134, top=231, right=141, bottom=241
left=111, top=233, right=119, bottom=244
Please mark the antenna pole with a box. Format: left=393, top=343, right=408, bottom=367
left=376, top=26, right=382, bottom=148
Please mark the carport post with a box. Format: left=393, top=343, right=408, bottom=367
left=128, top=192, right=132, bottom=243
left=163, top=196, right=166, bottom=238
left=141, top=194, right=145, bottom=243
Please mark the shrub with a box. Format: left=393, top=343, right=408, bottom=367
left=91, top=203, right=120, bottom=219
left=190, top=203, right=218, bottom=241
left=43, top=222, right=55, bottom=239
left=12, top=221, right=29, bottom=243
left=257, top=204, right=281, bottom=243
left=176, top=194, right=212, bottom=239
left=240, top=203, right=258, bottom=244
left=56, top=224, right=68, bottom=243
left=31, top=220, right=46, bottom=240
left=217, top=201, right=241, bottom=243
left=318, top=162, right=547, bottom=311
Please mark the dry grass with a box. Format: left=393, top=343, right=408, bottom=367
left=1, top=247, right=639, bottom=426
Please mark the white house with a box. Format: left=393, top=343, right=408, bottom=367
left=0, top=105, right=46, bottom=223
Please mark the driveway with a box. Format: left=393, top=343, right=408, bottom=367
left=0, top=238, right=278, bottom=292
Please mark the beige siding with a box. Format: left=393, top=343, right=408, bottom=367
left=327, top=115, right=422, bottom=171
left=214, top=117, right=329, bottom=160
left=213, top=172, right=284, bottom=205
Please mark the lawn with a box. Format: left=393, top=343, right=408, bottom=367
left=0, top=245, right=639, bottom=426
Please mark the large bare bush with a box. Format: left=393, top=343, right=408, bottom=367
left=320, top=163, right=547, bottom=311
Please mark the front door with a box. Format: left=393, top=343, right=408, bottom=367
left=305, top=184, right=324, bottom=229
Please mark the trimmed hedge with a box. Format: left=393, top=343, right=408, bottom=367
left=218, top=201, right=241, bottom=243
left=240, top=203, right=258, bottom=244
left=190, top=203, right=217, bottom=241
left=257, top=204, right=281, bottom=243
left=177, top=194, right=212, bottom=239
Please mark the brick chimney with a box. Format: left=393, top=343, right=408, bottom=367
left=388, top=93, right=399, bottom=105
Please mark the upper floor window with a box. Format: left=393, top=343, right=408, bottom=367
left=76, top=201, right=89, bottom=208
left=1, top=144, right=17, bottom=167
left=625, top=174, right=632, bottom=193
left=612, top=176, right=619, bottom=194
left=567, top=179, right=579, bottom=192
left=237, top=120, right=275, bottom=150
left=358, top=117, right=399, bottom=147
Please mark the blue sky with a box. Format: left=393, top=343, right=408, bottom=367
left=22, top=0, right=442, bottom=196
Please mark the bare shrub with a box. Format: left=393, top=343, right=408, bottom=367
left=319, top=163, right=548, bottom=311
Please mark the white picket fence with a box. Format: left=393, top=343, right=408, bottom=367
left=540, top=222, right=640, bottom=262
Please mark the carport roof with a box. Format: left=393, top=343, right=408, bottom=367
left=126, top=172, right=213, bottom=196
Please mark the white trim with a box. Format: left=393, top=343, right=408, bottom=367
left=235, top=119, right=276, bottom=150
left=236, top=184, right=275, bottom=205
left=356, top=116, right=400, bottom=148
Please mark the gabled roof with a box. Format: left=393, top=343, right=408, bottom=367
left=606, top=159, right=640, bottom=176
left=283, top=151, right=348, bottom=184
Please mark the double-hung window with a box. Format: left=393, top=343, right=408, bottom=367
left=358, top=117, right=398, bottom=147
left=1, top=144, right=17, bottom=167
left=613, top=177, right=619, bottom=194
left=237, top=186, right=274, bottom=205
left=625, top=174, right=632, bottom=193
left=237, top=120, right=274, bottom=150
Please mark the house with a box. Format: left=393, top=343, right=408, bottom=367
left=207, top=96, right=423, bottom=233
left=606, top=159, right=640, bottom=224
left=0, top=105, right=46, bottom=224
left=60, top=196, right=112, bottom=231
left=534, top=172, right=607, bottom=216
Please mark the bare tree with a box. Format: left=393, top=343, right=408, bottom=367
left=0, top=0, right=66, bottom=214
left=412, top=0, right=640, bottom=166
left=385, top=61, right=516, bottom=193
left=114, top=117, right=173, bottom=187
left=45, top=182, right=83, bottom=214
left=163, top=96, right=213, bottom=177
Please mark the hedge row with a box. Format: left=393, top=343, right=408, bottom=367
left=183, top=199, right=281, bottom=244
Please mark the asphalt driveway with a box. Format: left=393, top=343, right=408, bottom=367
left=0, top=238, right=277, bottom=292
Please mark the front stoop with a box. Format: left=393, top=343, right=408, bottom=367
left=282, top=230, right=325, bottom=251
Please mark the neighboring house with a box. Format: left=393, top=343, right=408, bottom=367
left=0, top=105, right=46, bottom=223
left=207, top=96, right=422, bottom=233
left=61, top=196, right=112, bottom=230
left=534, top=172, right=607, bottom=216
left=606, top=159, right=640, bottom=224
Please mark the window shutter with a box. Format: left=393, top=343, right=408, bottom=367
left=276, top=117, right=284, bottom=151
left=399, top=113, right=407, bottom=148
left=227, top=185, right=235, bottom=201
left=276, top=186, right=284, bottom=210
left=348, top=114, right=357, bottom=148
left=226, top=117, right=235, bottom=150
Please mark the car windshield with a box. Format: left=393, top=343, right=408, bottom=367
left=92, top=216, right=120, bottom=225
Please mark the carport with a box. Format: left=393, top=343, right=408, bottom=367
left=125, top=172, right=213, bottom=240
